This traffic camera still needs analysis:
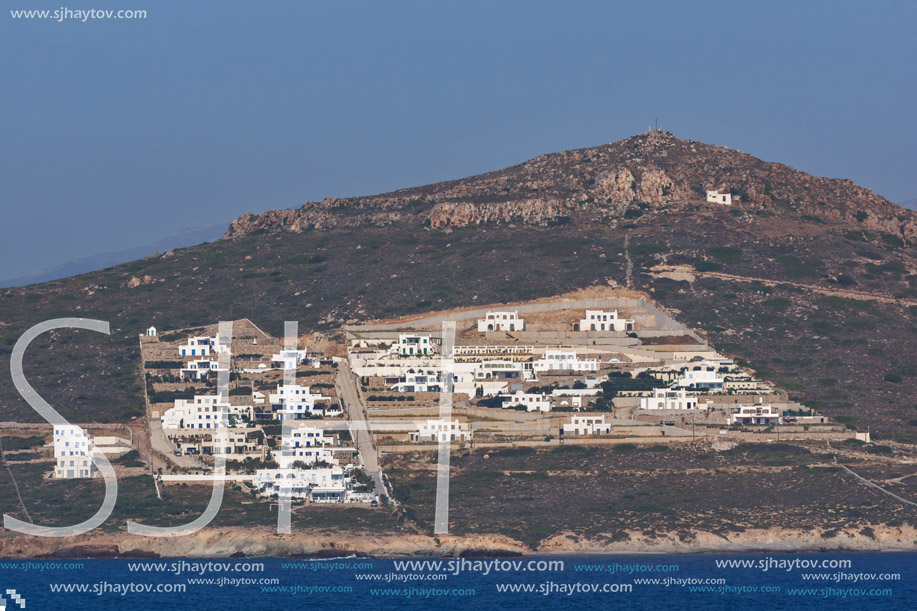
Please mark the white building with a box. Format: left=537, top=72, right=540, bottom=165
left=146, top=326, right=157, bottom=337
left=409, top=419, right=472, bottom=443
left=562, top=414, right=611, bottom=436
left=673, top=364, right=725, bottom=390
left=394, top=334, right=434, bottom=357
left=533, top=348, right=598, bottom=372
left=270, top=384, right=334, bottom=420
left=53, top=425, right=97, bottom=479
left=161, top=395, right=252, bottom=429
left=278, top=424, right=339, bottom=468
left=178, top=334, right=229, bottom=357
left=270, top=349, right=308, bottom=370
left=706, top=189, right=733, bottom=205
left=180, top=358, right=227, bottom=380
left=501, top=391, right=552, bottom=412
left=639, top=388, right=700, bottom=411
left=729, top=404, right=782, bottom=426
left=390, top=372, right=442, bottom=393
left=477, top=311, right=525, bottom=332
left=577, top=310, right=634, bottom=332
left=253, top=466, right=350, bottom=502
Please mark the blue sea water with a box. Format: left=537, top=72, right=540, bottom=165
left=1, top=553, right=914, bottom=610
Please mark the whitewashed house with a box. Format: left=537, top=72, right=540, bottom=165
left=639, top=388, right=700, bottom=410
left=477, top=311, right=525, bottom=332
left=394, top=334, right=434, bottom=357
left=562, top=414, right=611, bottom=436
left=53, top=425, right=97, bottom=479
left=270, top=349, right=308, bottom=370
left=178, top=334, right=229, bottom=357
left=551, top=387, right=602, bottom=409
left=161, top=395, right=252, bottom=430
left=278, top=424, right=339, bottom=468
left=706, top=189, right=733, bottom=205
left=253, top=466, right=350, bottom=502
left=729, top=404, right=782, bottom=426
left=533, top=348, right=598, bottom=373
left=390, top=372, right=442, bottom=393
left=409, top=419, right=472, bottom=443
left=673, top=365, right=725, bottom=390
left=270, top=384, right=333, bottom=420
left=180, top=358, right=227, bottom=381
left=577, top=310, right=635, bottom=332
left=146, top=326, right=157, bottom=337
left=501, top=390, right=552, bottom=412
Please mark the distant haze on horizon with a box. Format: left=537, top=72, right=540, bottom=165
left=2, top=0, right=916, bottom=281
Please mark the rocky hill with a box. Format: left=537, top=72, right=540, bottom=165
left=225, top=131, right=916, bottom=240
left=0, top=132, right=915, bottom=444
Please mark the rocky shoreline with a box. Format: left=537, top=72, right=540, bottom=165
left=1, top=526, right=915, bottom=558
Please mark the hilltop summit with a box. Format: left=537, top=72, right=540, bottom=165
left=225, top=132, right=916, bottom=241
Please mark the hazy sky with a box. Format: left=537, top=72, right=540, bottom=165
left=2, top=0, right=915, bottom=280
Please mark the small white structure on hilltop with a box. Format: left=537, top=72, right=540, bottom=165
left=502, top=390, right=552, bottom=412
left=394, top=334, right=434, bottom=357
left=270, top=384, right=333, bottom=421
left=706, top=189, right=733, bottom=205
left=410, top=419, right=471, bottom=443
left=639, top=388, right=700, bottom=411
left=577, top=310, right=634, bottom=332
left=53, top=425, right=97, bottom=479
left=253, top=466, right=351, bottom=502
left=180, top=358, right=227, bottom=381
left=729, top=404, right=782, bottom=426
left=278, top=424, right=339, bottom=468
left=178, top=334, right=229, bottom=357
left=562, top=414, right=611, bottom=436
left=477, top=311, right=525, bottom=332
left=533, top=348, right=598, bottom=372
left=271, top=349, right=308, bottom=370
left=146, top=326, right=157, bottom=337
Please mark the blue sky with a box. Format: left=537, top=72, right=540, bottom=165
left=2, top=0, right=915, bottom=281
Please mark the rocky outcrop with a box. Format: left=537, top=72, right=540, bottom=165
left=222, top=131, right=917, bottom=241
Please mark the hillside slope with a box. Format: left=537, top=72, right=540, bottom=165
left=0, top=132, right=915, bottom=442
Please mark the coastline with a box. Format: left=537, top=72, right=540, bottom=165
left=1, top=525, right=915, bottom=559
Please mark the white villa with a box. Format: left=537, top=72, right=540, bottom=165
left=269, top=384, right=333, bottom=420
left=394, top=334, right=434, bottom=357
left=390, top=372, right=442, bottom=393
left=639, top=388, right=700, bottom=411
left=161, top=395, right=252, bottom=429
left=477, top=311, right=525, bottom=332
left=502, top=390, right=552, bottom=412
left=577, top=310, right=634, bottom=332
left=562, top=414, right=611, bottom=436
left=278, top=424, right=339, bottom=468
left=673, top=364, right=725, bottom=390
left=178, top=334, right=229, bottom=357
left=271, top=349, right=308, bottom=370
left=180, top=358, right=227, bottom=381
left=533, top=348, right=598, bottom=372
left=53, top=425, right=96, bottom=479
left=551, top=387, right=602, bottom=409
left=706, top=189, right=733, bottom=205
left=409, top=419, right=472, bottom=443
left=253, top=466, right=351, bottom=502
left=729, top=404, right=782, bottom=426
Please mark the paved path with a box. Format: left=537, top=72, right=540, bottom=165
left=335, top=360, right=388, bottom=501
